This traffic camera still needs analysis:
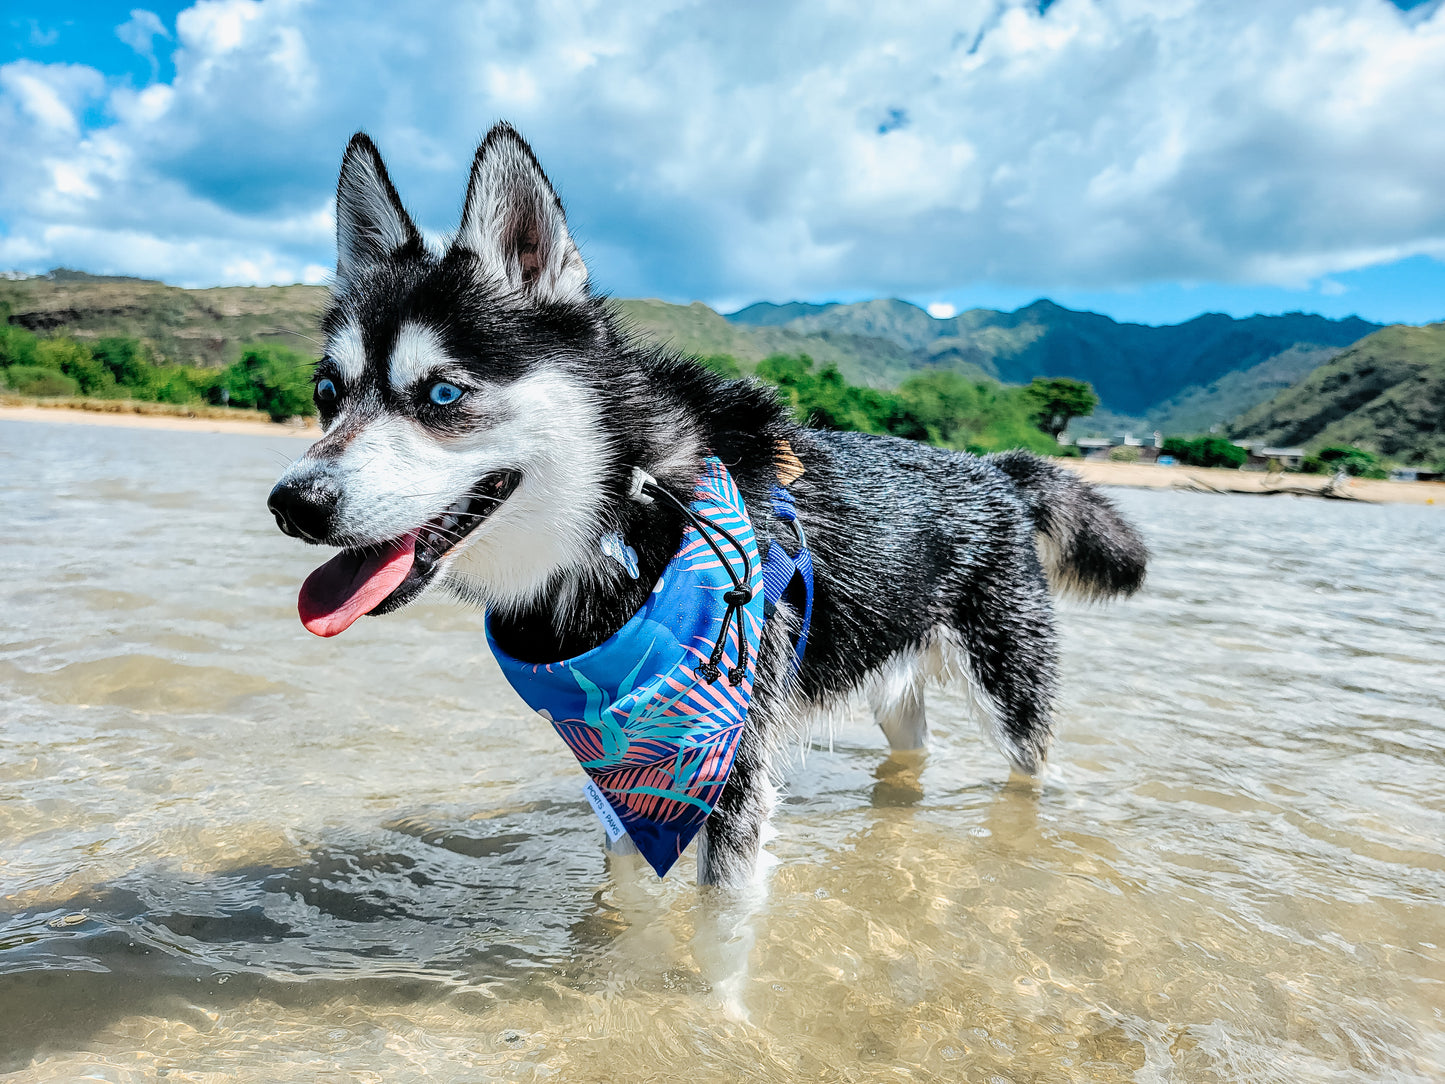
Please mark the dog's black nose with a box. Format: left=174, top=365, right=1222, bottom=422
left=267, top=477, right=341, bottom=543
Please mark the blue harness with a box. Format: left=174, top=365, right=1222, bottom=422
left=485, top=457, right=813, bottom=876
left=760, top=482, right=815, bottom=670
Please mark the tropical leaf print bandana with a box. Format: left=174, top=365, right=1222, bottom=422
left=485, top=458, right=764, bottom=877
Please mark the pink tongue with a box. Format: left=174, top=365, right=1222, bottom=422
left=297, top=533, right=419, bottom=638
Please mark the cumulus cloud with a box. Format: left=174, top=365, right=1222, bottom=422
left=0, top=0, right=1442, bottom=302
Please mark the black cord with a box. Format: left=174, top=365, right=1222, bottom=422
left=642, top=479, right=754, bottom=685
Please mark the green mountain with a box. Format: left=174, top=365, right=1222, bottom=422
left=1230, top=323, right=1445, bottom=466
left=731, top=297, right=1379, bottom=418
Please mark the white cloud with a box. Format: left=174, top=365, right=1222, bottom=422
left=926, top=302, right=957, bottom=319
left=0, top=0, right=1442, bottom=304
left=117, top=10, right=171, bottom=57
left=0, top=61, right=104, bottom=138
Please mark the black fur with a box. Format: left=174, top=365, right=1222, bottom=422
left=278, top=123, right=1151, bottom=887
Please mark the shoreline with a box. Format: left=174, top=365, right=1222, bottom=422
left=0, top=401, right=318, bottom=439
left=1058, top=458, right=1441, bottom=507
left=1, top=401, right=1438, bottom=506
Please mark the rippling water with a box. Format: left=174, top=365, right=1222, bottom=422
left=1, top=418, right=1442, bottom=1082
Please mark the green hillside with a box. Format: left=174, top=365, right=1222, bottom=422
left=1147, top=344, right=1344, bottom=435
left=0, top=273, right=325, bottom=368
left=1, top=272, right=1391, bottom=432
left=1231, top=323, right=1445, bottom=466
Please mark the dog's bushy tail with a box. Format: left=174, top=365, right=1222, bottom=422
left=987, top=451, right=1149, bottom=600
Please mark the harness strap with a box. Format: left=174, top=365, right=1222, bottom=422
left=761, top=482, right=814, bottom=672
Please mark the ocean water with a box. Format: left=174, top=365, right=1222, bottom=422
left=0, top=418, right=1441, bottom=1082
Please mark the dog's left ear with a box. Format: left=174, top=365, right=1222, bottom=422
left=453, top=123, right=589, bottom=305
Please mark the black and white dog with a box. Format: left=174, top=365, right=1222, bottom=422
left=268, top=124, right=1148, bottom=888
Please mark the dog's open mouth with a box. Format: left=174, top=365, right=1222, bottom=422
left=296, top=470, right=521, bottom=638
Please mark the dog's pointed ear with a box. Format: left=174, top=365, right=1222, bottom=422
left=452, top=123, right=589, bottom=305
left=335, top=132, right=423, bottom=288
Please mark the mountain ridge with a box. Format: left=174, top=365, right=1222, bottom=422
left=730, top=295, right=1380, bottom=417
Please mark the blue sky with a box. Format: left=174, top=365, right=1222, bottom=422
left=3, top=0, right=1444, bottom=326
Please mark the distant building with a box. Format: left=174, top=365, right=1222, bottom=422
left=1250, top=447, right=1306, bottom=471
left=1068, top=432, right=1162, bottom=462
left=1073, top=437, right=1113, bottom=459
left=1390, top=468, right=1445, bottom=483
left=1235, top=441, right=1306, bottom=471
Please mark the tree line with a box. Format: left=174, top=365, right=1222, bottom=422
left=0, top=318, right=1101, bottom=453
left=703, top=353, right=1096, bottom=455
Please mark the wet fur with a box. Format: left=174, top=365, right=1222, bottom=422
left=271, top=124, right=1150, bottom=889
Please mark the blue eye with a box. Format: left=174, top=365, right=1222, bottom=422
left=429, top=381, right=464, bottom=406
left=316, top=378, right=337, bottom=403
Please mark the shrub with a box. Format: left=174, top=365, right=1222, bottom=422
left=1108, top=445, right=1141, bottom=463
left=34, top=337, right=118, bottom=397
left=1302, top=445, right=1387, bottom=479
left=151, top=366, right=208, bottom=404
left=1161, top=436, right=1247, bottom=469
left=5, top=365, right=81, bottom=397
left=92, top=337, right=158, bottom=392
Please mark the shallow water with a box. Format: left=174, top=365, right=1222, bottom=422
left=0, top=418, right=1442, bottom=1082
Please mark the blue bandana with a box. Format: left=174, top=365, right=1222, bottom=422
left=485, top=458, right=765, bottom=877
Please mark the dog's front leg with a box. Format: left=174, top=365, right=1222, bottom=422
left=694, top=721, right=777, bottom=889
left=691, top=719, right=778, bottom=1019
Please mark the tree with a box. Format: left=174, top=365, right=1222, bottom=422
left=0, top=325, right=39, bottom=369
left=1022, top=377, right=1099, bottom=440
left=92, top=337, right=156, bottom=391
left=221, top=344, right=317, bottom=421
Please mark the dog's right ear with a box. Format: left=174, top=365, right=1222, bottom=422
left=452, top=122, right=589, bottom=305
left=334, top=133, right=423, bottom=289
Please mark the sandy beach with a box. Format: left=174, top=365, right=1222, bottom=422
left=1060, top=457, right=1442, bottom=506
left=0, top=401, right=318, bottom=439
left=2, top=400, right=1438, bottom=505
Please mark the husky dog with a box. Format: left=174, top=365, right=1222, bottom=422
left=268, top=123, right=1148, bottom=888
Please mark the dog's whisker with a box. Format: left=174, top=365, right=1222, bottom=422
left=269, top=326, right=324, bottom=350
